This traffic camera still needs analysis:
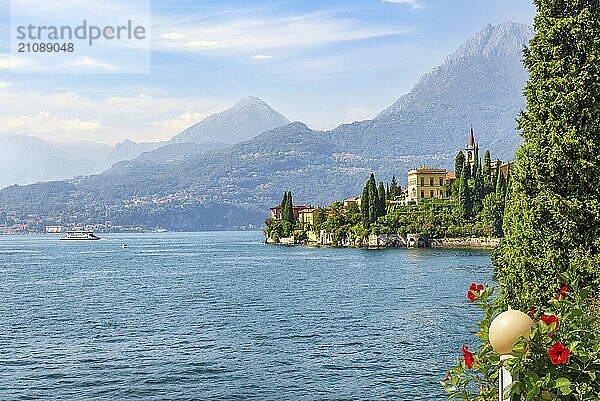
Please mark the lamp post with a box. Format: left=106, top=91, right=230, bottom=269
left=488, top=308, right=533, bottom=401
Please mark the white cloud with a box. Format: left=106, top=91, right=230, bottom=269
left=382, top=0, right=422, bottom=9
left=0, top=111, right=103, bottom=134
left=68, top=57, right=119, bottom=71
left=0, top=89, right=227, bottom=143
left=0, top=82, right=11, bottom=90
left=0, top=54, right=29, bottom=70
left=154, top=11, right=407, bottom=54
left=154, top=110, right=210, bottom=135
left=162, top=32, right=184, bottom=39
left=186, top=40, right=223, bottom=49
left=253, top=54, right=272, bottom=61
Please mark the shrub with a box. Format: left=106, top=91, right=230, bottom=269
left=442, top=275, right=600, bottom=400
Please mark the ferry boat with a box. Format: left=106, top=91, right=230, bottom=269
left=59, top=230, right=101, bottom=241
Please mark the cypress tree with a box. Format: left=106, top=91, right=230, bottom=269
left=494, top=0, right=600, bottom=308
left=280, top=191, right=289, bottom=221
left=287, top=191, right=294, bottom=222
left=367, top=174, right=378, bottom=223
left=377, top=181, right=386, bottom=217
left=389, top=175, right=398, bottom=200
left=280, top=191, right=288, bottom=210
left=463, top=159, right=472, bottom=180
left=454, top=151, right=465, bottom=179
left=473, top=167, right=484, bottom=213
left=482, top=149, right=492, bottom=193
left=457, top=162, right=472, bottom=219
left=361, top=183, right=370, bottom=227
left=472, top=145, right=479, bottom=177
left=281, top=191, right=295, bottom=223
left=495, top=169, right=506, bottom=201
left=504, top=166, right=512, bottom=203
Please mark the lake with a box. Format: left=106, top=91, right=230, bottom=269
left=0, top=231, right=492, bottom=400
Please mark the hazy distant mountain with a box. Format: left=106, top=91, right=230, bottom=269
left=171, top=96, right=290, bottom=145
left=106, top=139, right=167, bottom=164
left=0, top=134, right=113, bottom=189
left=0, top=22, right=534, bottom=230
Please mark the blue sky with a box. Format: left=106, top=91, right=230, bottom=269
left=0, top=0, right=535, bottom=144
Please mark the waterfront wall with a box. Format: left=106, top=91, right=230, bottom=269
left=266, top=232, right=499, bottom=249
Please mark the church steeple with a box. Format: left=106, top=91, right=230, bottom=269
left=468, top=125, right=475, bottom=147
left=465, top=125, right=477, bottom=170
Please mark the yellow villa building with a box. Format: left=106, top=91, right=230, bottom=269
left=405, top=167, right=452, bottom=204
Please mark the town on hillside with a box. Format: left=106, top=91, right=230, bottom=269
left=265, top=127, right=514, bottom=247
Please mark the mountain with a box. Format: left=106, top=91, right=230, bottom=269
left=105, top=139, right=167, bottom=164
left=133, top=142, right=227, bottom=163
left=170, top=96, right=290, bottom=145
left=0, top=134, right=113, bottom=189
left=0, top=22, right=534, bottom=231
left=330, top=22, right=533, bottom=161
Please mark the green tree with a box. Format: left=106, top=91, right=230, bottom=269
left=281, top=191, right=295, bottom=224
left=454, top=151, right=465, bottom=179
left=493, top=0, right=600, bottom=309
left=389, top=175, right=399, bottom=200
left=472, top=145, right=479, bottom=178
left=313, top=207, right=327, bottom=229
left=473, top=167, right=485, bottom=214
left=360, top=184, right=370, bottom=227
left=464, top=159, right=472, bottom=180
left=367, top=174, right=378, bottom=224
left=280, top=191, right=290, bottom=222
left=454, top=151, right=466, bottom=197
left=495, top=168, right=506, bottom=202
left=457, top=161, right=472, bottom=219
left=480, top=193, right=503, bottom=237
left=482, top=149, right=493, bottom=194
left=377, top=181, right=386, bottom=217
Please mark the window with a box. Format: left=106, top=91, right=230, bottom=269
left=439, top=178, right=444, bottom=186
left=420, top=190, right=424, bottom=199
left=430, top=178, right=434, bottom=187
left=430, top=190, right=434, bottom=198
left=420, top=178, right=424, bottom=187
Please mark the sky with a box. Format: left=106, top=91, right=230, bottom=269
left=0, top=0, right=535, bottom=145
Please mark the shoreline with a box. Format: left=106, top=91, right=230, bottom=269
left=266, top=233, right=499, bottom=249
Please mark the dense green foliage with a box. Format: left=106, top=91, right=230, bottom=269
left=493, top=0, right=600, bottom=310
left=312, top=166, right=510, bottom=241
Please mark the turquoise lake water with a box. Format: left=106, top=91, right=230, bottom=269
left=0, top=231, right=492, bottom=400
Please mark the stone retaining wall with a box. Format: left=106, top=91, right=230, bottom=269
left=266, top=232, right=499, bottom=249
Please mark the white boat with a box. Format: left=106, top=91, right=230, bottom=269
left=60, top=230, right=101, bottom=241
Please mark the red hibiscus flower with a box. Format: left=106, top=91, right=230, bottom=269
left=548, top=342, right=570, bottom=365
left=468, top=283, right=484, bottom=302
left=462, top=345, right=475, bottom=369
left=540, top=314, right=559, bottom=330
left=555, top=285, right=568, bottom=300
left=529, top=306, right=536, bottom=317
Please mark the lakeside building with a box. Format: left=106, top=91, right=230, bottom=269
left=405, top=167, right=451, bottom=204
left=298, top=208, right=318, bottom=226
left=45, top=226, right=63, bottom=233
left=491, top=160, right=515, bottom=178
left=270, top=205, right=310, bottom=220
left=343, top=196, right=362, bottom=208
